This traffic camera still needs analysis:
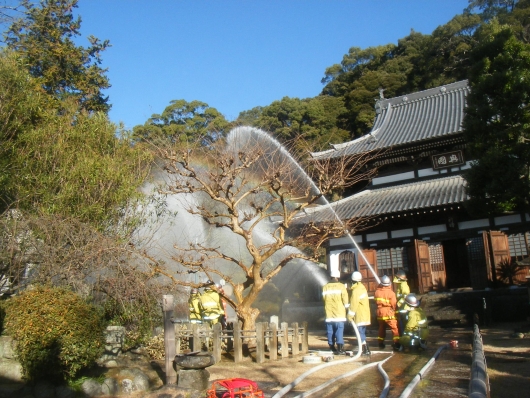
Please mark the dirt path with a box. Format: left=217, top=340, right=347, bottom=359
left=207, top=322, right=530, bottom=398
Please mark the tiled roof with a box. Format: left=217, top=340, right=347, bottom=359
left=311, top=80, right=469, bottom=160
left=301, top=175, right=468, bottom=222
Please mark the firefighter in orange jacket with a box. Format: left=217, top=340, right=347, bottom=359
left=374, top=275, right=401, bottom=350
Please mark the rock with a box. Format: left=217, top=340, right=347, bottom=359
left=101, top=378, right=119, bottom=396
left=0, top=337, right=16, bottom=359
left=115, top=367, right=150, bottom=392
left=121, top=379, right=133, bottom=394
left=174, top=353, right=215, bottom=369
left=81, top=379, right=103, bottom=397
left=177, top=369, right=209, bottom=390
left=104, top=360, right=119, bottom=368
left=133, top=373, right=150, bottom=391
left=0, top=359, right=23, bottom=382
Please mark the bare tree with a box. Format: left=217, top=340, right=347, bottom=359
left=155, top=128, right=379, bottom=330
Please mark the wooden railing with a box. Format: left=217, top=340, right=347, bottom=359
left=162, top=295, right=309, bottom=384
left=172, top=321, right=309, bottom=364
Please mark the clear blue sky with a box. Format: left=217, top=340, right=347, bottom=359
left=74, top=0, right=470, bottom=130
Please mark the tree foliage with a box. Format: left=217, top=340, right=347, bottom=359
left=133, top=99, right=231, bottom=145
left=4, top=0, right=111, bottom=113
left=463, top=22, right=530, bottom=213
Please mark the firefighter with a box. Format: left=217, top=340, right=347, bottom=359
left=188, top=288, right=202, bottom=324
left=199, top=281, right=225, bottom=326
left=322, top=269, right=349, bottom=354
left=348, top=271, right=371, bottom=356
left=374, top=275, right=401, bottom=350
left=400, top=293, right=429, bottom=350
left=393, top=270, right=410, bottom=334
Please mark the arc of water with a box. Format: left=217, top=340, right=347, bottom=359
left=227, top=127, right=381, bottom=285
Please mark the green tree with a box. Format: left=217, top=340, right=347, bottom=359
left=133, top=99, right=231, bottom=145
left=7, top=101, right=152, bottom=226
left=243, top=96, right=350, bottom=151
left=4, top=0, right=111, bottom=113
left=463, top=22, right=530, bottom=213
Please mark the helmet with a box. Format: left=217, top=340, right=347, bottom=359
left=205, top=280, right=214, bottom=285
left=330, top=269, right=340, bottom=278
left=380, top=275, right=391, bottom=286
left=191, top=288, right=198, bottom=294
left=405, top=293, right=419, bottom=307
left=351, top=271, right=362, bottom=282
left=396, top=270, right=407, bottom=281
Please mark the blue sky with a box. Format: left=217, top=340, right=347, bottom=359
left=74, top=0, right=470, bottom=130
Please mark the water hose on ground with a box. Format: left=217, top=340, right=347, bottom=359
left=272, top=320, right=377, bottom=398
left=398, top=344, right=449, bottom=398
left=290, top=355, right=393, bottom=398
left=378, top=360, right=391, bottom=398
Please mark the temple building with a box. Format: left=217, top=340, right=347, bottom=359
left=306, top=80, right=530, bottom=295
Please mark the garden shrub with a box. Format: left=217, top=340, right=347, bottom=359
left=3, top=286, right=105, bottom=382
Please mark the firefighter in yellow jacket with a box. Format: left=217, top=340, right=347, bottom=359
left=322, top=270, right=349, bottom=354
left=199, top=281, right=225, bottom=326
left=399, top=293, right=429, bottom=350
left=348, top=271, right=371, bottom=356
left=188, top=288, right=202, bottom=324
left=393, top=270, right=410, bottom=334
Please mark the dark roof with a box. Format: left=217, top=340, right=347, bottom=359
left=300, top=175, right=468, bottom=222
left=311, top=80, right=469, bottom=160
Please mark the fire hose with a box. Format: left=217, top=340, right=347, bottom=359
left=272, top=320, right=389, bottom=398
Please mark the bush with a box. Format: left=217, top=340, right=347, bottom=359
left=3, top=286, right=105, bottom=382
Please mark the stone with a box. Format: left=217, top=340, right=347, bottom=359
left=121, top=379, right=134, bottom=394
left=174, top=353, right=215, bottom=369
left=177, top=368, right=209, bottom=390
left=0, top=359, right=23, bottom=382
left=104, top=360, right=119, bottom=368
left=0, top=336, right=16, bottom=359
left=133, top=373, right=150, bottom=391
left=81, top=379, right=103, bottom=397
left=101, top=378, right=119, bottom=396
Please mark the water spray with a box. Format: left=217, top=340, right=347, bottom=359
left=227, top=127, right=381, bottom=285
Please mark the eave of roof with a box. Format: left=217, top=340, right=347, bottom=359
left=299, top=174, right=468, bottom=222
left=311, top=80, right=469, bottom=160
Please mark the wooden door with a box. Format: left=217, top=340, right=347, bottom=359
left=428, top=242, right=447, bottom=290
left=357, top=249, right=378, bottom=295
left=487, top=231, right=510, bottom=284
left=414, top=240, right=433, bottom=294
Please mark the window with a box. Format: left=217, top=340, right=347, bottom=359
left=508, top=233, right=528, bottom=258
left=376, top=247, right=409, bottom=277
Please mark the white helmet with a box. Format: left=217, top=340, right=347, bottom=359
left=351, top=271, right=362, bottom=282
left=380, top=275, right=391, bottom=286
left=405, top=293, right=420, bottom=307
left=330, top=269, right=340, bottom=278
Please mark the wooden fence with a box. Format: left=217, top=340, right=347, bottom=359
left=163, top=293, right=309, bottom=383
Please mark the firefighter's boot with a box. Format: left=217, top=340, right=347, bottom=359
left=337, top=344, right=346, bottom=355
left=362, top=343, right=371, bottom=356
left=329, top=344, right=338, bottom=354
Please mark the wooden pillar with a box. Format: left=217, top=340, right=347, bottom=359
left=269, top=322, right=278, bottom=361
left=256, top=323, right=265, bottom=364
left=301, top=322, right=308, bottom=354
left=192, top=323, right=201, bottom=352
left=292, top=322, right=299, bottom=356
left=281, top=322, right=289, bottom=359
left=233, top=322, right=243, bottom=363
left=212, top=323, right=222, bottom=363
left=163, top=295, right=176, bottom=385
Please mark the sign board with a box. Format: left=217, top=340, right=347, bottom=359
left=432, top=150, right=465, bottom=170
